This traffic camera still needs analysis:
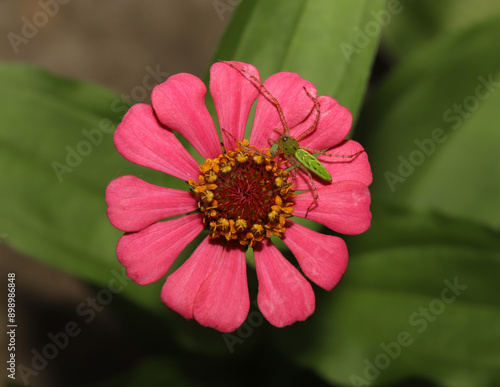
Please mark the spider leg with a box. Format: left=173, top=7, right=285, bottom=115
left=300, top=166, right=318, bottom=218
left=220, top=61, right=289, bottom=135
left=296, top=87, right=321, bottom=142
left=318, top=149, right=365, bottom=158
left=299, top=144, right=365, bottom=159
left=281, top=153, right=318, bottom=219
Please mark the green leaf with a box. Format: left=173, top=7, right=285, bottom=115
left=275, top=204, right=500, bottom=387
left=213, top=0, right=387, bottom=120
left=357, top=15, right=500, bottom=229
left=0, top=63, right=183, bottom=313
left=382, top=0, right=500, bottom=60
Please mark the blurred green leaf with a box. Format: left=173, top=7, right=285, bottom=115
left=214, top=0, right=387, bottom=121
left=0, top=63, right=181, bottom=312
left=276, top=203, right=500, bottom=387
left=357, top=15, right=500, bottom=228
left=382, top=0, right=500, bottom=60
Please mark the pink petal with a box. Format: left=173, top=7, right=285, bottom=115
left=210, top=61, right=260, bottom=151
left=163, top=237, right=248, bottom=332
left=254, top=240, right=315, bottom=327
left=114, top=104, right=200, bottom=181
left=106, top=175, right=198, bottom=232
left=152, top=73, right=222, bottom=159
left=193, top=242, right=249, bottom=332
left=289, top=95, right=353, bottom=150
left=116, top=214, right=204, bottom=285
left=294, top=181, right=372, bottom=235
left=249, top=72, right=317, bottom=149
left=162, top=237, right=220, bottom=320
left=282, top=221, right=348, bottom=290
left=292, top=140, right=372, bottom=191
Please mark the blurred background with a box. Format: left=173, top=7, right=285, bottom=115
left=1, top=1, right=500, bottom=386
left=0, top=0, right=227, bottom=95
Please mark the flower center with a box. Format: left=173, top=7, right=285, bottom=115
left=189, top=140, right=295, bottom=246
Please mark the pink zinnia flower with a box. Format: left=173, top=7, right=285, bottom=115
left=105, top=61, right=372, bottom=332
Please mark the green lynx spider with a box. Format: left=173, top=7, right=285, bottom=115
left=221, top=61, right=363, bottom=217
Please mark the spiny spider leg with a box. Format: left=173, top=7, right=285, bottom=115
left=299, top=145, right=365, bottom=159
left=297, top=87, right=365, bottom=160
left=220, top=61, right=289, bottom=135
left=281, top=152, right=319, bottom=217
left=296, top=87, right=321, bottom=142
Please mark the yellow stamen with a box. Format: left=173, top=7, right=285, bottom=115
left=190, top=140, right=295, bottom=246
